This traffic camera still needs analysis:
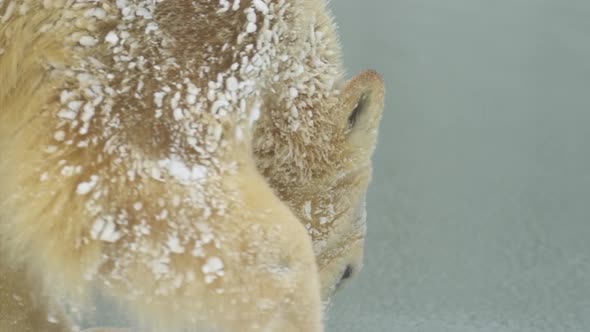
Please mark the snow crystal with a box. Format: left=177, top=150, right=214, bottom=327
left=145, top=22, right=159, bottom=34
left=211, top=100, right=229, bottom=114
left=57, top=109, right=77, bottom=120
left=246, top=10, right=256, bottom=23
left=303, top=201, right=312, bottom=220
left=192, top=165, right=208, bottom=181
left=158, top=158, right=207, bottom=183
left=226, top=76, right=239, bottom=91
left=252, top=0, right=269, bottom=14
left=86, top=8, right=107, bottom=20
left=246, top=22, right=257, bottom=33
left=90, top=216, right=121, bottom=243
left=149, top=256, right=171, bottom=276
left=191, top=246, right=205, bottom=258
left=135, top=7, right=152, bottom=19
left=167, top=235, right=185, bottom=254
left=79, top=36, right=98, bottom=47
left=186, top=94, right=197, bottom=105
left=105, top=31, right=119, bottom=46
left=289, top=87, right=299, bottom=99
left=249, top=102, right=261, bottom=127
left=46, top=314, right=59, bottom=324
left=53, top=130, right=65, bottom=141
left=218, top=0, right=231, bottom=13
left=154, top=91, right=166, bottom=108
left=76, top=175, right=99, bottom=195
left=68, top=100, right=83, bottom=111
left=80, top=103, right=95, bottom=122
left=203, top=257, right=223, bottom=274
left=170, top=91, right=181, bottom=110
left=173, top=108, right=185, bottom=121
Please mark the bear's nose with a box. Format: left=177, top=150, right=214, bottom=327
left=335, top=265, right=354, bottom=290
left=341, top=265, right=353, bottom=281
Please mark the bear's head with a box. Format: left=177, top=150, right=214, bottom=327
left=254, top=70, right=385, bottom=300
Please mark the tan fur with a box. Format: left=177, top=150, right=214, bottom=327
left=255, top=70, right=385, bottom=299
left=0, top=0, right=384, bottom=331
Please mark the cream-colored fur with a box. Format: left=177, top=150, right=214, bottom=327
left=0, top=1, right=384, bottom=331
left=255, top=70, right=385, bottom=299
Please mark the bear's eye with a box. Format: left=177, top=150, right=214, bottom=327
left=348, top=94, right=368, bottom=129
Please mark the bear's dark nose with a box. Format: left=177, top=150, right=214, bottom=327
left=335, top=265, right=354, bottom=290
left=341, top=265, right=353, bottom=281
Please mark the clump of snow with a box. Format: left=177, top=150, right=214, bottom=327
left=303, top=200, right=313, bottom=220
left=78, top=35, right=98, bottom=47
left=249, top=102, right=261, bottom=127
left=167, top=234, right=185, bottom=254
left=202, top=256, right=225, bottom=284
left=76, top=175, right=99, bottom=195
left=104, top=31, right=119, bottom=45
left=90, top=216, right=122, bottom=243
left=252, top=0, right=269, bottom=14
left=202, top=256, right=224, bottom=274
left=53, top=130, right=65, bottom=141
left=158, top=158, right=208, bottom=184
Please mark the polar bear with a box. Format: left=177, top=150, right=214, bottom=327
left=0, top=0, right=384, bottom=331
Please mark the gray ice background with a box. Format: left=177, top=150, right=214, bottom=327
left=327, top=1, right=590, bottom=331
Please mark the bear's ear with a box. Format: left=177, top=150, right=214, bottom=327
left=341, top=70, right=385, bottom=153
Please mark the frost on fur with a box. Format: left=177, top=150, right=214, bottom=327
left=0, top=0, right=384, bottom=331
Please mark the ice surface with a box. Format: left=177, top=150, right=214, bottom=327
left=327, top=0, right=590, bottom=331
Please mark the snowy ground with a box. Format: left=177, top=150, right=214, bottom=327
left=327, top=1, right=590, bottom=331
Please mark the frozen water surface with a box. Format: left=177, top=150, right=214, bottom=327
left=328, top=0, right=590, bottom=331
